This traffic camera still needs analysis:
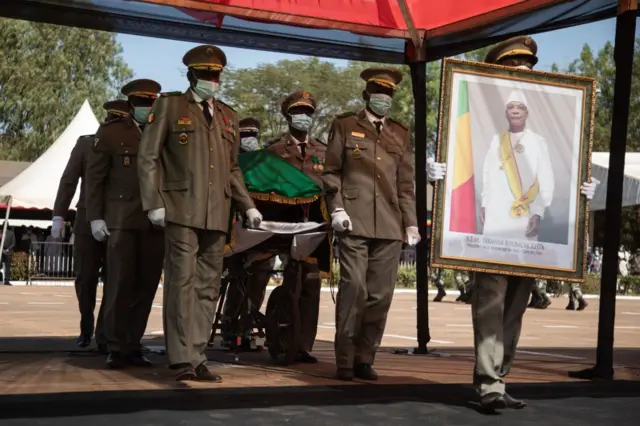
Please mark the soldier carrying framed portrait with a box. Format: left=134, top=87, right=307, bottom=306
left=430, top=58, right=596, bottom=282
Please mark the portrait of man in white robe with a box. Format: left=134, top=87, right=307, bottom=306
left=480, top=90, right=555, bottom=241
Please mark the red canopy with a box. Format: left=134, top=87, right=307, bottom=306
left=0, top=1, right=624, bottom=62
left=148, top=0, right=561, bottom=39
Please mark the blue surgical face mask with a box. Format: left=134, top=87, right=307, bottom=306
left=193, top=79, right=219, bottom=100
left=290, top=114, right=313, bottom=132
left=133, top=107, right=151, bottom=124
left=240, top=137, right=259, bottom=152
left=367, top=93, right=393, bottom=116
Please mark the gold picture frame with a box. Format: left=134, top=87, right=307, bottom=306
left=430, top=58, right=596, bottom=282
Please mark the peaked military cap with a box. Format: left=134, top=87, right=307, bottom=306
left=239, top=117, right=261, bottom=133
left=102, top=99, right=130, bottom=117
left=360, top=67, right=403, bottom=90
left=120, top=79, right=162, bottom=99
left=183, top=45, right=227, bottom=71
left=485, top=36, right=538, bottom=66
left=281, top=91, right=316, bottom=116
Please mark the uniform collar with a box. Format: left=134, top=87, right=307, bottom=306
left=364, top=108, right=386, bottom=126
left=289, top=133, right=309, bottom=145
left=190, top=89, right=213, bottom=106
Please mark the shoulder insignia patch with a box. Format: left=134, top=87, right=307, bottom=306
left=160, top=91, right=182, bottom=97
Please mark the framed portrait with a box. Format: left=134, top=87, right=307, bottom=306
left=430, top=58, right=596, bottom=282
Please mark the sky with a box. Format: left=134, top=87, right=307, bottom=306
left=116, top=18, right=618, bottom=93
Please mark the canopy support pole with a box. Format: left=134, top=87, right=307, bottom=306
left=398, top=0, right=430, bottom=354
left=410, top=58, right=431, bottom=354
left=570, top=0, right=637, bottom=380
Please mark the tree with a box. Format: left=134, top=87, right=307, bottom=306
left=0, top=19, right=133, bottom=161
left=220, top=57, right=361, bottom=144
left=554, top=40, right=640, bottom=249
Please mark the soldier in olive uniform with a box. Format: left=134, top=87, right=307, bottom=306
left=221, top=117, right=275, bottom=346
left=266, top=91, right=326, bottom=363
left=85, top=79, right=165, bottom=369
left=323, top=68, right=419, bottom=381
left=138, top=45, right=262, bottom=382
left=431, top=37, right=599, bottom=411
left=51, top=101, right=130, bottom=352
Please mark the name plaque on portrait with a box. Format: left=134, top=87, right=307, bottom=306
left=430, top=58, right=596, bottom=282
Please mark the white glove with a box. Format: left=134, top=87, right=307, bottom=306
left=331, top=209, right=353, bottom=232
left=51, top=216, right=65, bottom=240
left=406, top=226, right=421, bottom=246
left=148, top=208, right=166, bottom=227
left=427, top=157, right=446, bottom=182
left=580, top=178, right=600, bottom=200
left=246, top=208, right=263, bottom=228
left=90, top=220, right=110, bottom=242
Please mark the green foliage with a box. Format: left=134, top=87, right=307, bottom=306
left=9, top=252, right=31, bottom=281
left=619, top=275, right=640, bottom=295
left=220, top=58, right=441, bottom=149
left=396, top=263, right=417, bottom=287
left=0, top=18, right=133, bottom=161
left=554, top=40, right=640, bottom=248
left=220, top=57, right=361, bottom=143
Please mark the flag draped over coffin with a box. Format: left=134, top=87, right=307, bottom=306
left=226, top=150, right=332, bottom=276
left=449, top=80, right=477, bottom=233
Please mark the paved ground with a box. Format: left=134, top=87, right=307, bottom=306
left=0, top=285, right=638, bottom=425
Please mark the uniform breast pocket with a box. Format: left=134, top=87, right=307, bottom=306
left=115, top=146, right=138, bottom=172
left=385, top=143, right=403, bottom=159
left=345, top=138, right=368, bottom=160
left=171, top=123, right=195, bottom=147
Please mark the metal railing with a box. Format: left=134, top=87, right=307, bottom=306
left=27, top=241, right=76, bottom=284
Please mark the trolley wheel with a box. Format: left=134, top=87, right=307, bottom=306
left=265, top=286, right=301, bottom=365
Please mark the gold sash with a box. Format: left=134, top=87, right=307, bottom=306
left=498, top=131, right=539, bottom=218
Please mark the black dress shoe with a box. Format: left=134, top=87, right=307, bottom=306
left=480, top=392, right=506, bottom=412
left=194, top=363, right=223, bottom=383
left=127, top=351, right=153, bottom=367
left=566, top=303, right=576, bottom=310
left=4, top=282, right=12, bottom=286
left=336, top=368, right=353, bottom=381
left=106, top=352, right=126, bottom=369
left=76, top=334, right=91, bottom=348
left=171, top=363, right=196, bottom=381
left=354, top=363, right=378, bottom=380
left=577, top=300, right=588, bottom=311
left=97, top=343, right=109, bottom=355
left=503, top=393, right=526, bottom=409
left=433, top=290, right=446, bottom=302
left=296, top=351, right=318, bottom=364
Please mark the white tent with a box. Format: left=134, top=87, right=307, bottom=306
left=589, top=152, right=640, bottom=211
left=0, top=100, right=99, bottom=210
